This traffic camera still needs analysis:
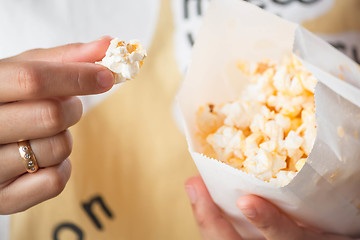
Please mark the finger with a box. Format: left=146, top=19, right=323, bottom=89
left=237, top=195, right=304, bottom=240
left=2, top=36, right=112, bottom=63
left=185, top=175, right=243, bottom=240
left=237, top=195, right=309, bottom=240
left=0, top=61, right=114, bottom=102
left=237, top=195, right=355, bottom=240
left=0, top=97, right=81, bottom=144
left=0, top=159, right=71, bottom=214
left=0, top=130, right=72, bottom=183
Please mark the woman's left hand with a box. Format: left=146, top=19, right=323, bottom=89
left=185, top=175, right=357, bottom=240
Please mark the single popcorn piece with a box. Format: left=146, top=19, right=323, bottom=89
left=295, top=158, right=307, bottom=172
left=220, top=101, right=262, bottom=129
left=270, top=170, right=297, bottom=187
left=196, top=54, right=317, bottom=186
left=96, top=38, right=147, bottom=84
left=284, top=130, right=304, bottom=157
left=206, top=126, right=245, bottom=162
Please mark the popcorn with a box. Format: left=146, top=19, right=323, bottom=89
left=244, top=149, right=274, bottom=181
left=270, top=170, right=297, bottom=187
left=220, top=101, right=262, bottom=129
left=302, top=75, right=317, bottom=94
left=273, top=66, right=291, bottom=93
left=196, top=104, right=224, bottom=135
left=275, top=114, right=291, bottom=133
left=264, top=120, right=284, bottom=141
left=96, top=38, right=147, bottom=84
left=295, top=158, right=307, bottom=172
left=196, top=55, right=317, bottom=186
left=244, top=132, right=264, bottom=158
left=284, top=131, right=304, bottom=153
left=302, top=126, right=316, bottom=155
left=206, top=126, right=245, bottom=162
left=289, top=74, right=306, bottom=95
left=259, top=140, right=277, bottom=152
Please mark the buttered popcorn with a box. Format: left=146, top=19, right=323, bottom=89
left=96, top=38, right=147, bottom=84
left=196, top=55, right=317, bottom=187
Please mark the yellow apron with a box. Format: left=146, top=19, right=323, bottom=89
left=10, top=0, right=360, bottom=239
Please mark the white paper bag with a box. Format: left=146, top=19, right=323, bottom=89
left=178, top=0, right=360, bottom=239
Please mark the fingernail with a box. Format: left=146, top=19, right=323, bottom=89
left=239, top=206, right=257, bottom=219
left=185, top=185, right=197, bottom=204
left=97, top=70, right=114, bottom=89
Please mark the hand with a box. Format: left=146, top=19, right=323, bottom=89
left=185, top=175, right=357, bottom=240
left=0, top=37, right=114, bottom=214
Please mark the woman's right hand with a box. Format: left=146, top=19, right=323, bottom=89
left=0, top=37, right=114, bottom=214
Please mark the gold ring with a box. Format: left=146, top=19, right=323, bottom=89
left=18, top=141, right=39, bottom=173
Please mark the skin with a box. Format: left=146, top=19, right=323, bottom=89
left=185, top=175, right=359, bottom=240
left=0, top=36, right=114, bottom=214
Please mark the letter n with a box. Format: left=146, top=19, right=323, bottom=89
left=82, top=195, right=114, bottom=230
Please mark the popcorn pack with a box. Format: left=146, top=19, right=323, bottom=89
left=178, top=0, right=360, bottom=239
left=96, top=38, right=147, bottom=84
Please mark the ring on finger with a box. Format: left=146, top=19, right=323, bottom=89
left=17, top=140, right=39, bottom=173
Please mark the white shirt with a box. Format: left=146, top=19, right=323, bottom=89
left=0, top=1, right=159, bottom=239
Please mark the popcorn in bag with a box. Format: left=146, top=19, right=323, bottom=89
left=178, top=0, right=360, bottom=239
left=196, top=55, right=316, bottom=187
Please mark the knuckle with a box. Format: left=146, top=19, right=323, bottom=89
left=254, top=208, right=283, bottom=233
left=40, top=99, right=65, bottom=132
left=255, top=220, right=274, bottom=232
left=21, top=48, right=43, bottom=57
left=60, top=43, right=82, bottom=62
left=50, top=131, right=73, bottom=162
left=195, top=215, right=209, bottom=229
left=74, top=70, right=83, bottom=93
left=17, top=63, right=42, bottom=96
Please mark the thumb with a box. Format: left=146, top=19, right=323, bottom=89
left=237, top=195, right=354, bottom=240
left=237, top=195, right=306, bottom=240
